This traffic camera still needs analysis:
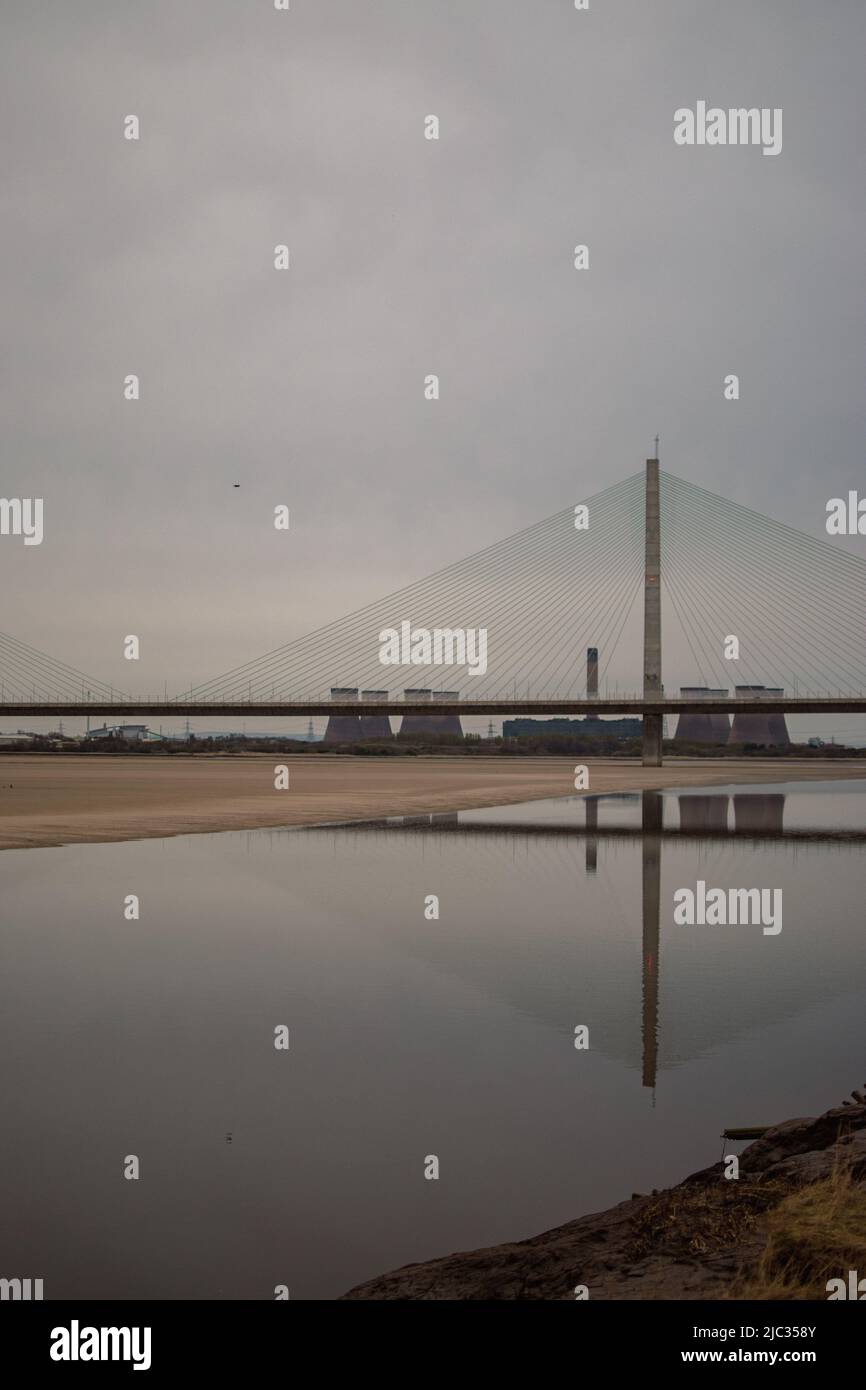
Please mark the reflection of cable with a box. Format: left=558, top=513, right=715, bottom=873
left=597, top=836, right=637, bottom=934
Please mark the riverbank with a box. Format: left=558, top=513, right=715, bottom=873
left=342, top=1093, right=866, bottom=1300
left=2, top=755, right=866, bottom=850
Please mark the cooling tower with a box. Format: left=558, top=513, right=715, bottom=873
left=678, top=795, right=729, bottom=832
left=431, top=690, right=463, bottom=738
left=359, top=689, right=393, bottom=740
left=587, top=647, right=599, bottom=698
left=766, top=712, right=791, bottom=746
left=729, top=687, right=789, bottom=747
left=399, top=690, right=462, bottom=737
left=398, top=688, right=436, bottom=736
left=673, top=688, right=731, bottom=745
left=733, top=793, right=785, bottom=834
left=323, top=687, right=363, bottom=743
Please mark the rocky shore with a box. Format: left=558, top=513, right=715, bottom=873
left=342, top=1095, right=866, bottom=1300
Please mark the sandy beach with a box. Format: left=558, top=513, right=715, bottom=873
left=1, top=753, right=865, bottom=851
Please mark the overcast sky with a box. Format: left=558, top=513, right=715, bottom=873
left=1, top=1, right=864, bottom=734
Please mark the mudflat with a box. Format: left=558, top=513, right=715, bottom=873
left=1, top=754, right=864, bottom=852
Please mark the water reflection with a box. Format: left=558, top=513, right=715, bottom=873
left=679, top=795, right=729, bottom=833
left=328, top=787, right=866, bottom=1095
left=733, top=793, right=785, bottom=834
left=3, top=781, right=866, bottom=1300
left=642, top=792, right=662, bottom=1091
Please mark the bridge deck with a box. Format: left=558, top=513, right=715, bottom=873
left=3, top=698, right=866, bottom=719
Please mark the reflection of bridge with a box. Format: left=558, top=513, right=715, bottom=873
left=4, top=458, right=866, bottom=764
left=323, top=789, right=866, bottom=1093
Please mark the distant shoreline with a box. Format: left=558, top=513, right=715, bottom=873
left=2, top=754, right=865, bottom=853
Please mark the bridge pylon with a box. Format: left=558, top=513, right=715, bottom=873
left=642, top=456, right=663, bottom=766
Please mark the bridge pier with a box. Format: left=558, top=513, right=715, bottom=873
left=643, top=713, right=663, bottom=767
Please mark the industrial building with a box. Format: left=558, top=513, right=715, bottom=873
left=84, top=723, right=150, bottom=741
left=503, top=646, right=640, bottom=740
left=586, top=647, right=599, bottom=696
left=322, top=686, right=464, bottom=742
left=729, top=687, right=790, bottom=747
left=502, top=717, right=641, bottom=740
left=397, top=688, right=432, bottom=736
left=322, top=688, right=363, bottom=744
left=673, top=688, right=731, bottom=745
left=397, top=689, right=463, bottom=738
left=430, top=690, right=463, bottom=738
left=359, top=690, right=392, bottom=740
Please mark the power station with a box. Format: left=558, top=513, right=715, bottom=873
left=323, top=687, right=466, bottom=741
left=673, top=685, right=790, bottom=748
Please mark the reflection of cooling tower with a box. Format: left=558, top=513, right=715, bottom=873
left=587, top=648, right=599, bottom=698
left=431, top=690, right=463, bottom=738
left=399, top=689, right=436, bottom=736
left=729, top=687, right=789, bottom=746
left=733, top=793, right=785, bottom=833
left=359, top=690, right=393, bottom=740
left=678, top=795, right=729, bottom=832
left=674, top=688, right=730, bottom=744
left=323, top=687, right=363, bottom=743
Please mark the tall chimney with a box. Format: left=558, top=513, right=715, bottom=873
left=586, top=647, right=599, bottom=698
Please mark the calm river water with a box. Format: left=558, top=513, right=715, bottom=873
left=2, top=779, right=865, bottom=1298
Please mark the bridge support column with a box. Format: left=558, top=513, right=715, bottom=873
left=643, top=713, right=663, bottom=767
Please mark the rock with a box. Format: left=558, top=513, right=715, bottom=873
left=341, top=1101, right=866, bottom=1300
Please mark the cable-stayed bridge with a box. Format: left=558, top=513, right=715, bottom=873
left=3, top=460, right=866, bottom=765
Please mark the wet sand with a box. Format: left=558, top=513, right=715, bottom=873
left=1, top=754, right=865, bottom=852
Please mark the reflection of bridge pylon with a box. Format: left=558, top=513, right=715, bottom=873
left=639, top=789, right=787, bottom=1090
left=641, top=791, right=662, bottom=1089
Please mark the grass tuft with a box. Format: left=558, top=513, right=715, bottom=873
left=731, top=1166, right=866, bottom=1300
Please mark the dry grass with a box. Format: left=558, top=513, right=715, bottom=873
left=628, top=1177, right=790, bottom=1261
left=626, top=1159, right=866, bottom=1301
left=731, top=1167, right=866, bottom=1300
